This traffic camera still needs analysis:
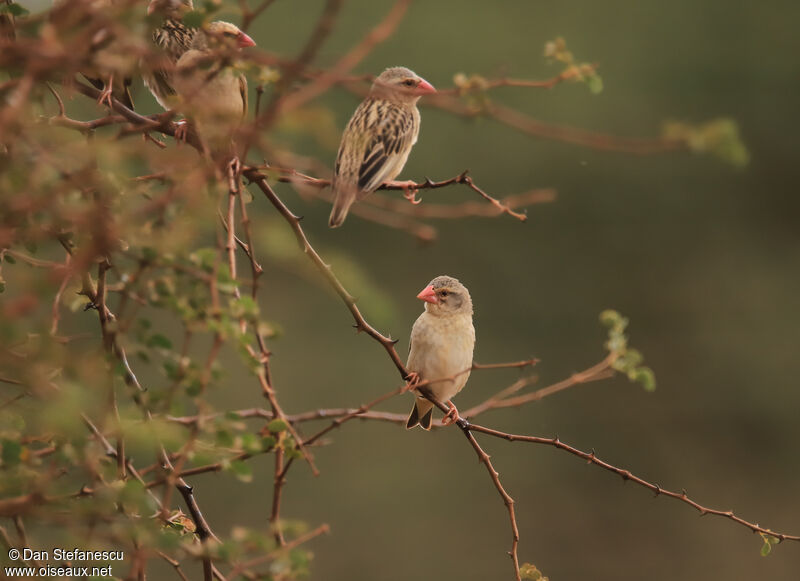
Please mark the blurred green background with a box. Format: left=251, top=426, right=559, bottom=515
left=22, top=0, right=800, bottom=579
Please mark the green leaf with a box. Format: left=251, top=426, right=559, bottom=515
left=240, top=433, right=261, bottom=454
left=519, top=562, right=546, bottom=580
left=146, top=333, right=173, bottom=350
left=284, top=438, right=303, bottom=460
left=586, top=74, right=604, bottom=94
left=230, top=295, right=259, bottom=319
left=215, top=429, right=234, bottom=448
left=599, top=309, right=621, bottom=328
left=0, top=3, right=30, bottom=17
left=760, top=534, right=779, bottom=557
left=267, top=419, right=288, bottom=433
left=633, top=367, right=657, bottom=392
left=261, top=436, right=277, bottom=451
left=185, top=378, right=202, bottom=397
left=162, top=360, right=179, bottom=380
left=662, top=118, right=750, bottom=167
left=761, top=539, right=772, bottom=557
left=1, top=439, right=22, bottom=466
left=190, top=248, right=218, bottom=272
left=228, top=459, right=253, bottom=483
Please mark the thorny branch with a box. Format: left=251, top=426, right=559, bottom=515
left=0, top=3, right=786, bottom=580
left=270, top=166, right=537, bottom=222
left=248, top=171, right=800, bottom=579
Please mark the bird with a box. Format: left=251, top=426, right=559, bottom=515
left=328, top=66, right=436, bottom=228
left=52, top=0, right=137, bottom=109
left=172, top=21, right=255, bottom=161
left=406, top=276, right=475, bottom=430
left=143, top=0, right=196, bottom=110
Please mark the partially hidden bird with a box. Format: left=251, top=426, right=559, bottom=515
left=172, top=21, right=255, bottom=161
left=52, top=0, right=138, bottom=109
left=143, top=0, right=196, bottom=110
left=406, top=276, right=475, bottom=430
left=328, top=66, right=436, bottom=228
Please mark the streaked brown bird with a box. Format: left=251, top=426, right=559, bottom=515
left=172, top=21, right=254, bottom=159
left=143, top=0, right=196, bottom=110
left=406, top=276, right=475, bottom=430
left=328, top=66, right=436, bottom=228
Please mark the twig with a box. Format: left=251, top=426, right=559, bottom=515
left=175, top=480, right=217, bottom=581
left=50, top=251, right=72, bottom=336
left=276, top=0, right=412, bottom=115
left=269, top=166, right=533, bottom=222
left=464, top=422, right=800, bottom=543
left=439, top=64, right=601, bottom=95
left=253, top=0, right=343, bottom=134
left=426, top=91, right=686, bottom=155
left=226, top=523, right=330, bottom=578
left=247, top=170, right=410, bottom=380
left=247, top=173, right=532, bottom=577
left=224, top=166, right=318, bottom=476
left=157, top=551, right=192, bottom=581
left=239, top=0, right=278, bottom=32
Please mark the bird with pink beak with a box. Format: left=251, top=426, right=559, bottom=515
left=173, top=21, right=255, bottom=161
left=406, top=276, right=475, bottom=430
left=328, top=66, right=437, bottom=227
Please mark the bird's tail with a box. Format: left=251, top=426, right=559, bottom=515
left=406, top=398, right=434, bottom=430
left=328, top=186, right=356, bottom=228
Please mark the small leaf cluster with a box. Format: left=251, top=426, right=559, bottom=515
left=760, top=533, right=781, bottom=557
left=600, top=309, right=656, bottom=392
left=543, top=37, right=603, bottom=94
left=519, top=562, right=549, bottom=581
left=662, top=118, right=750, bottom=167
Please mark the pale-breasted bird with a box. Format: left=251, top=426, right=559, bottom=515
left=143, top=0, right=196, bottom=110
left=172, top=21, right=255, bottom=159
left=406, top=276, right=475, bottom=430
left=328, top=66, right=436, bottom=228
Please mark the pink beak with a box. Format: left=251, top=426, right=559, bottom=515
left=415, top=78, right=436, bottom=95
left=416, top=284, right=438, bottom=304
left=238, top=32, right=256, bottom=48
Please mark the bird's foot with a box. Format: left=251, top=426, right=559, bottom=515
left=97, top=78, right=114, bottom=109
left=386, top=180, right=421, bottom=204
left=403, top=188, right=421, bottom=204
left=174, top=120, right=188, bottom=145
left=403, top=371, right=420, bottom=392
left=227, top=156, right=241, bottom=178
left=441, top=401, right=460, bottom=426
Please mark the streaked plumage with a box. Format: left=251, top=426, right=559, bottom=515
left=143, top=0, right=196, bottom=109
left=406, top=276, right=475, bottom=430
left=328, top=66, right=436, bottom=228
left=172, top=21, right=254, bottom=157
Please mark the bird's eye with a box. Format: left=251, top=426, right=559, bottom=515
left=403, top=79, right=415, bottom=87
left=439, top=290, right=449, bottom=297
left=224, top=31, right=238, bottom=38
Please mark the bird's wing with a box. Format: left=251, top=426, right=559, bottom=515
left=356, top=104, right=417, bottom=197
left=406, top=312, right=429, bottom=372
left=239, top=74, right=248, bottom=119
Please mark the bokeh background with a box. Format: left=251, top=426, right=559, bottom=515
left=15, top=0, right=800, bottom=579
